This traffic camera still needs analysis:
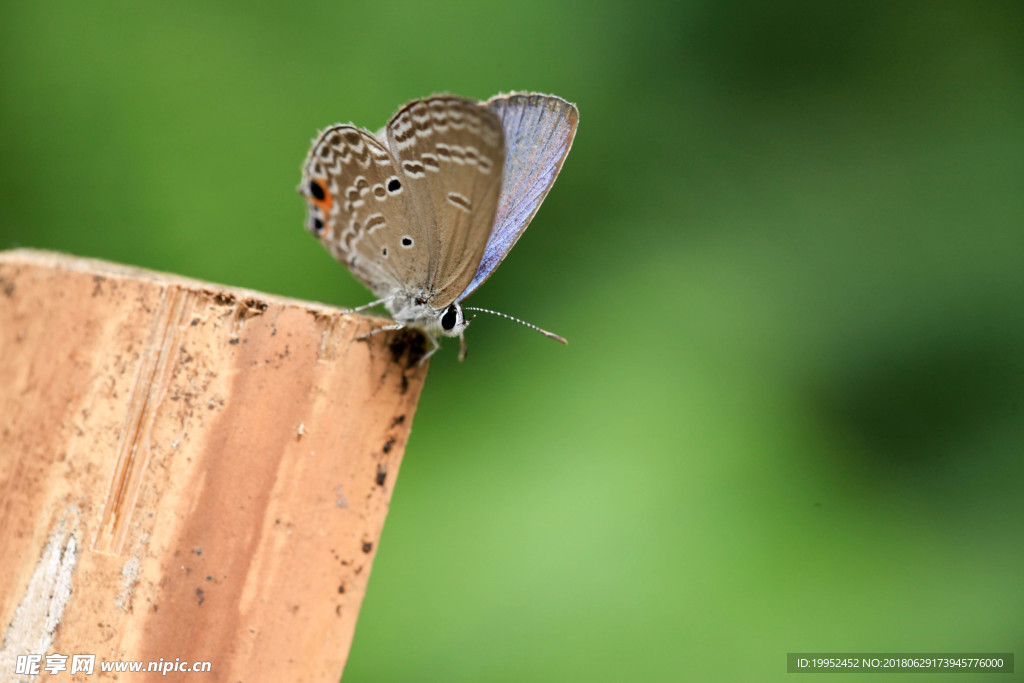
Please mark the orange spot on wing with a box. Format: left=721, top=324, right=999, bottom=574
left=311, top=181, right=333, bottom=217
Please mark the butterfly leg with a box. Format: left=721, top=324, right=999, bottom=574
left=357, top=322, right=405, bottom=341
left=357, top=324, right=438, bottom=367
left=457, top=334, right=468, bottom=362
left=418, top=332, right=440, bottom=366
left=342, top=296, right=392, bottom=315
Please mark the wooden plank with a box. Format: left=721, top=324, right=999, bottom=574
left=0, top=249, right=428, bottom=680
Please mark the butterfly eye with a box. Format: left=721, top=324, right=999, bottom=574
left=309, top=180, right=326, bottom=201
left=440, top=304, right=459, bottom=332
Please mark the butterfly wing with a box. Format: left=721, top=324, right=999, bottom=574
left=384, top=96, right=505, bottom=308
left=300, top=125, right=431, bottom=300
left=458, top=93, right=579, bottom=300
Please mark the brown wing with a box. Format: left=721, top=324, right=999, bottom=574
left=300, top=124, right=430, bottom=299
left=384, top=96, right=505, bottom=307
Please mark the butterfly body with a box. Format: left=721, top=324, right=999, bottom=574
left=387, top=294, right=466, bottom=340
left=300, top=92, right=577, bottom=360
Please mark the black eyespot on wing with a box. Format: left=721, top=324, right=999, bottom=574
left=312, top=217, right=324, bottom=234
left=387, top=178, right=401, bottom=192
left=401, top=236, right=413, bottom=247
left=441, top=305, right=458, bottom=331
left=309, top=180, right=326, bottom=201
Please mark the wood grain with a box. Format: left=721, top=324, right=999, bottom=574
left=0, top=249, right=428, bottom=681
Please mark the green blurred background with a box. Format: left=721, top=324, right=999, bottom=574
left=2, top=1, right=1022, bottom=680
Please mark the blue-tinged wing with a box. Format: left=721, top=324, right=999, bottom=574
left=458, top=93, right=578, bottom=300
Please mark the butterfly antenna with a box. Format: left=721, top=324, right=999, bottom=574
left=463, top=307, right=568, bottom=345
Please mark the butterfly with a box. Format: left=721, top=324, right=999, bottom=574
left=299, top=92, right=578, bottom=361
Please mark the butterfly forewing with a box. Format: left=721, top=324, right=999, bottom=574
left=300, top=124, right=429, bottom=299
left=385, top=96, right=505, bottom=307
left=459, top=93, right=579, bottom=300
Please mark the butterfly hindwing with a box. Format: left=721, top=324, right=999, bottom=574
left=459, top=93, right=579, bottom=300
left=300, top=124, right=429, bottom=299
